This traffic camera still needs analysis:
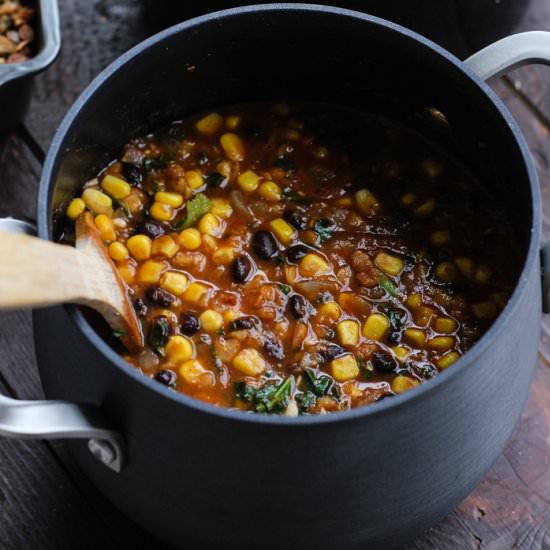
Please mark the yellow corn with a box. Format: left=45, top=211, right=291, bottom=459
left=212, top=247, right=236, bottom=265
left=472, top=301, right=497, bottom=319
left=406, top=293, right=422, bottom=308
left=150, top=202, right=174, bottom=222
left=422, top=158, right=443, bottom=178
left=67, top=198, right=86, bottom=220
left=126, top=234, right=152, bottom=261
left=436, top=351, right=460, bottom=370
left=200, top=310, right=224, bottom=332
left=178, top=228, right=202, bottom=250
left=454, top=257, right=474, bottom=278
left=362, top=313, right=390, bottom=340
left=355, top=189, right=379, bottom=214
left=374, top=251, right=404, bottom=276
left=166, top=335, right=194, bottom=363
left=300, top=253, right=330, bottom=277
left=108, top=242, right=129, bottom=262
left=136, top=260, right=165, bottom=284
left=185, top=170, right=204, bottom=190
left=197, top=213, right=221, bottom=236
left=101, top=174, right=131, bottom=200
left=331, top=354, right=359, bottom=382
left=179, top=359, right=206, bottom=385
left=82, top=188, right=112, bottom=215
left=269, top=218, right=296, bottom=244
left=232, top=348, right=266, bottom=376
left=317, top=301, right=341, bottom=321
left=94, top=214, right=116, bottom=242
left=475, top=264, right=491, bottom=285
left=435, top=261, right=457, bottom=283
left=216, top=161, right=232, bottom=178
left=160, top=271, right=188, bottom=296
left=220, top=133, right=245, bottom=161
left=337, top=320, right=360, bottom=347
left=428, top=336, right=455, bottom=352
left=413, top=199, right=436, bottom=217
left=434, top=317, right=457, bottom=334
left=258, top=181, right=282, bottom=202
left=335, top=197, right=353, bottom=207
left=152, top=235, right=179, bottom=258
left=183, top=282, right=209, bottom=304
left=201, top=234, right=218, bottom=254
left=237, top=170, right=260, bottom=192
left=391, top=375, right=419, bottom=394
left=430, top=230, right=450, bottom=246
left=403, top=328, right=426, bottom=348
left=225, top=115, right=240, bottom=130
left=413, top=305, right=436, bottom=326
left=210, top=198, right=233, bottom=219
left=117, top=260, right=136, bottom=284
left=392, top=346, right=410, bottom=363
left=401, top=192, right=416, bottom=206
left=196, top=112, right=223, bottom=135
left=155, top=191, right=184, bottom=208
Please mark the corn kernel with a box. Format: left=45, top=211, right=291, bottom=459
left=401, top=192, right=416, bottom=206
left=434, top=317, right=457, bottom=334
left=331, top=354, right=359, bottom=382
left=216, top=161, right=232, bottom=178
left=67, top=198, right=86, bottom=220
left=152, top=235, right=179, bottom=258
left=435, top=261, right=457, bottom=283
left=475, top=264, right=491, bottom=285
left=127, top=234, right=152, bottom=261
left=202, top=234, right=218, bottom=254
left=150, top=202, right=174, bottom=222
left=183, top=282, right=209, bottom=304
left=454, top=257, right=474, bottom=278
left=318, top=301, right=341, bottom=321
left=136, top=260, right=166, bottom=284
left=258, top=181, right=282, bottom=202
left=362, top=313, right=390, bottom=340
left=220, top=133, right=245, bottom=161
left=101, top=174, right=131, bottom=200
left=355, top=189, right=379, bottom=214
left=337, top=320, right=360, bottom=347
left=212, top=247, right=236, bottom=265
left=392, top=346, right=410, bottom=363
left=430, top=230, right=450, bottom=245
left=166, top=335, right=194, bottom=363
left=422, top=158, right=443, bottom=178
left=210, top=198, right=233, bottom=219
left=335, top=197, right=353, bottom=207
left=269, top=218, right=296, bottom=244
left=413, top=199, right=436, bottom=217
left=197, top=213, right=221, bottom=236
left=391, top=375, right=419, bottom=394
left=179, top=359, right=206, bottom=385
left=225, top=115, right=240, bottom=130
left=200, top=310, right=224, bottom=332
left=178, top=228, right=202, bottom=250
left=94, top=214, right=116, bottom=242
left=300, top=253, right=330, bottom=277
left=232, top=348, right=266, bottom=376
left=436, top=351, right=460, bottom=370
left=82, top=188, right=112, bottom=215
left=472, top=301, right=497, bottom=319
left=406, top=293, right=422, bottom=308
left=160, top=271, right=188, bottom=296
left=414, top=305, right=436, bottom=326
left=237, top=170, right=260, bottom=192
left=109, top=242, right=129, bottom=262
left=428, top=336, right=455, bottom=352
left=196, top=112, right=223, bottom=135
left=404, top=328, right=426, bottom=348
left=374, top=251, right=404, bottom=276
left=117, top=260, right=136, bottom=284
left=185, top=170, right=204, bottom=190
left=155, top=191, right=184, bottom=208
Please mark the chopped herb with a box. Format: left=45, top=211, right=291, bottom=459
left=173, top=193, right=211, bottom=231
left=234, top=381, right=257, bottom=402
left=112, top=329, right=125, bottom=339
left=151, top=180, right=161, bottom=193
left=304, top=368, right=333, bottom=397
left=378, top=304, right=406, bottom=333
left=149, top=317, right=170, bottom=356
left=274, top=255, right=285, bottom=266
left=315, top=291, right=333, bottom=304
left=206, top=171, right=227, bottom=188
left=143, top=156, right=166, bottom=174
left=278, top=283, right=291, bottom=295
left=255, top=377, right=293, bottom=413
left=216, top=327, right=225, bottom=336
left=379, top=275, right=399, bottom=297
left=112, top=198, right=130, bottom=217
left=296, top=390, right=317, bottom=412
left=357, top=356, right=373, bottom=380
left=199, top=334, right=211, bottom=345
left=313, top=218, right=334, bottom=244
left=283, top=188, right=312, bottom=205
left=273, top=155, right=296, bottom=174
left=197, top=151, right=209, bottom=166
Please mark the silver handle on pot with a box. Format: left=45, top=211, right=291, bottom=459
left=0, top=217, right=125, bottom=472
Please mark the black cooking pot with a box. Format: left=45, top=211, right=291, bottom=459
left=1, top=5, right=550, bottom=549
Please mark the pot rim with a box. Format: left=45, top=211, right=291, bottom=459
left=37, top=3, right=541, bottom=426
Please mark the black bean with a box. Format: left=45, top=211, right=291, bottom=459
left=231, top=255, right=252, bottom=283
left=122, top=162, right=143, bottom=186
left=319, top=343, right=345, bottom=361
left=263, top=338, right=284, bottom=360
left=371, top=351, right=398, bottom=373
left=154, top=369, right=177, bottom=388
left=288, top=294, right=308, bottom=319
left=230, top=317, right=257, bottom=331
left=283, top=210, right=307, bottom=231
left=133, top=298, right=148, bottom=318
left=197, top=151, right=209, bottom=165
left=180, top=312, right=200, bottom=336
left=252, top=230, right=278, bottom=259
left=286, top=244, right=308, bottom=262
left=146, top=287, right=176, bottom=308
left=138, top=220, right=166, bottom=240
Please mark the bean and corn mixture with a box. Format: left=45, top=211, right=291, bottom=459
left=65, top=103, right=520, bottom=415
left=0, top=0, right=34, bottom=64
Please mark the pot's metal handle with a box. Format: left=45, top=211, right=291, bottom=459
left=0, top=218, right=125, bottom=472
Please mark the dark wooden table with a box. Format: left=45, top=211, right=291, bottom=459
left=2, top=1, right=550, bottom=548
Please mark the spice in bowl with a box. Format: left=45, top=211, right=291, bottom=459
left=0, top=0, right=34, bottom=64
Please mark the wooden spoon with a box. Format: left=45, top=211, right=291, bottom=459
left=0, top=212, right=143, bottom=352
